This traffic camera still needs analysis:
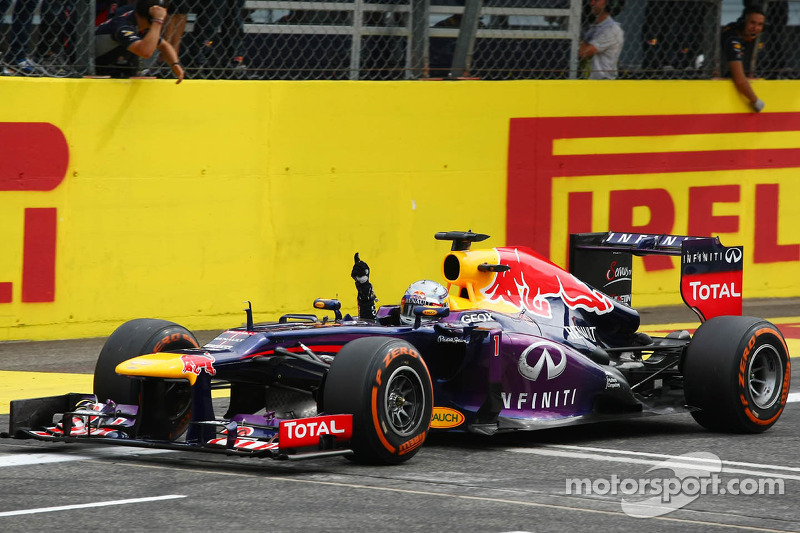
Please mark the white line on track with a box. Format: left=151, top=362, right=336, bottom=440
left=544, top=444, right=800, bottom=473
left=1, top=444, right=790, bottom=531
left=0, top=447, right=172, bottom=468
left=0, top=495, right=185, bottom=517
left=503, top=446, right=800, bottom=481
left=787, top=392, right=800, bottom=403
left=114, top=461, right=794, bottom=533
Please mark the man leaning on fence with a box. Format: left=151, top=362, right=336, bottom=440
left=579, top=0, right=624, bottom=80
left=95, top=0, right=184, bottom=83
left=721, top=4, right=766, bottom=112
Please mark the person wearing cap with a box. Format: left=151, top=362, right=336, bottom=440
left=720, top=4, right=766, bottom=112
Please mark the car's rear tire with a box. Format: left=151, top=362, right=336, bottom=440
left=684, top=316, right=790, bottom=433
left=323, top=337, right=433, bottom=465
left=94, top=319, right=199, bottom=439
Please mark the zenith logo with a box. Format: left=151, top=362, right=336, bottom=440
left=518, top=342, right=567, bottom=381
left=725, top=247, right=743, bottom=264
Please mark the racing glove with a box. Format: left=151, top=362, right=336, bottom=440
left=351, top=253, right=377, bottom=320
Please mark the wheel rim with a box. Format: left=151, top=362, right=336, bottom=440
left=165, top=382, right=192, bottom=431
left=746, top=344, right=783, bottom=410
left=383, top=365, right=426, bottom=437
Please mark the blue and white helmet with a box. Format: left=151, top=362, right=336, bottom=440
left=400, top=280, right=449, bottom=325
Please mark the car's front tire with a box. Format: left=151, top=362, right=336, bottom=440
left=94, top=318, right=199, bottom=439
left=322, top=337, right=433, bottom=464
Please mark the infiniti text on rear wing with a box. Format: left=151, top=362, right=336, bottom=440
left=569, top=232, right=743, bottom=322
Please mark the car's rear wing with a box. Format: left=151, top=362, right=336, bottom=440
left=569, top=232, right=743, bottom=322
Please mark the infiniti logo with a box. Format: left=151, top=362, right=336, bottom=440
left=725, top=247, right=743, bottom=264
left=518, top=342, right=567, bottom=381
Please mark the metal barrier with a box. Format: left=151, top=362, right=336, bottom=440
left=0, top=0, right=798, bottom=80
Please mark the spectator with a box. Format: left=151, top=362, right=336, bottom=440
left=720, top=4, right=766, bottom=112
left=0, top=0, right=48, bottom=75
left=186, top=0, right=247, bottom=78
left=95, top=0, right=184, bottom=83
left=141, top=0, right=190, bottom=76
left=579, top=0, right=624, bottom=79
left=34, top=1, right=134, bottom=77
left=164, top=0, right=189, bottom=54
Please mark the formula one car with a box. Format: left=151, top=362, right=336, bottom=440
left=3, top=231, right=791, bottom=465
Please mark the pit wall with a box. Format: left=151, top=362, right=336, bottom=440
left=1, top=77, right=798, bottom=340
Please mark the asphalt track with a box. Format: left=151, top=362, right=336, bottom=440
left=0, top=300, right=798, bottom=532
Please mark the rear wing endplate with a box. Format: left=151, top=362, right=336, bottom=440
left=569, top=232, right=743, bottom=322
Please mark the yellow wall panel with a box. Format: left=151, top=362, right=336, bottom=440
left=0, top=77, right=798, bottom=340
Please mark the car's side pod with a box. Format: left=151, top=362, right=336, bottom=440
left=569, top=232, right=743, bottom=322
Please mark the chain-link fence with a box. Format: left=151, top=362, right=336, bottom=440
left=1, top=0, right=798, bottom=80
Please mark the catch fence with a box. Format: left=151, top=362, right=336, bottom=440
left=1, top=0, right=798, bottom=80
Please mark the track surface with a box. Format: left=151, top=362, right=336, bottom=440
left=1, top=301, right=798, bottom=532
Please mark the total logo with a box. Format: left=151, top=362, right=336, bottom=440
left=279, top=414, right=353, bottom=448
left=688, top=281, right=741, bottom=300
left=518, top=342, right=567, bottom=381
left=430, top=407, right=465, bottom=428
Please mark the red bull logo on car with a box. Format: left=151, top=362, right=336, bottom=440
left=481, top=247, right=615, bottom=319
left=181, top=353, right=217, bottom=377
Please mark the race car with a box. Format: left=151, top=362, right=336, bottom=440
left=3, top=231, right=791, bottom=465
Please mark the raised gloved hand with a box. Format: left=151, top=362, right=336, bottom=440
left=351, top=253, right=370, bottom=284
left=351, top=253, right=377, bottom=320
left=752, top=98, right=765, bottom=113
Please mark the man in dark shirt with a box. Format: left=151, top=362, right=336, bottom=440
left=95, top=0, right=184, bottom=82
left=720, top=5, right=765, bottom=112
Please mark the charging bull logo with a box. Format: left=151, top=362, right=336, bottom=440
left=180, top=353, right=217, bottom=377
left=482, top=247, right=614, bottom=319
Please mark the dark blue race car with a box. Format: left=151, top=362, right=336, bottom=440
left=3, top=231, right=791, bottom=465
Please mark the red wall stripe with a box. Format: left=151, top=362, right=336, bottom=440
left=22, top=208, right=57, bottom=303
left=0, top=282, right=11, bottom=304
left=507, top=113, right=800, bottom=258
left=0, top=122, right=69, bottom=191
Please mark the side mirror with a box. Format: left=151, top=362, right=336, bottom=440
left=413, top=305, right=449, bottom=328
left=314, top=298, right=342, bottom=321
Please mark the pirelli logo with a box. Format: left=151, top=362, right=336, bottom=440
left=507, top=113, right=800, bottom=269
left=0, top=122, right=69, bottom=304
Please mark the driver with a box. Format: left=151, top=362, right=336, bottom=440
left=399, top=280, right=449, bottom=325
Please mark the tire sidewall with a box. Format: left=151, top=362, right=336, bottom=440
left=367, top=341, right=433, bottom=459
left=684, top=316, right=790, bottom=433
left=733, top=324, right=791, bottom=430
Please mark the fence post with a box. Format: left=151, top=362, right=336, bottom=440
left=568, top=0, right=581, bottom=79
left=74, top=0, right=96, bottom=76
left=350, top=0, right=364, bottom=79
left=450, top=0, right=482, bottom=78
left=409, top=0, right=430, bottom=79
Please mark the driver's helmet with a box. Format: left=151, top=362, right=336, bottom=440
left=399, top=280, right=449, bottom=325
